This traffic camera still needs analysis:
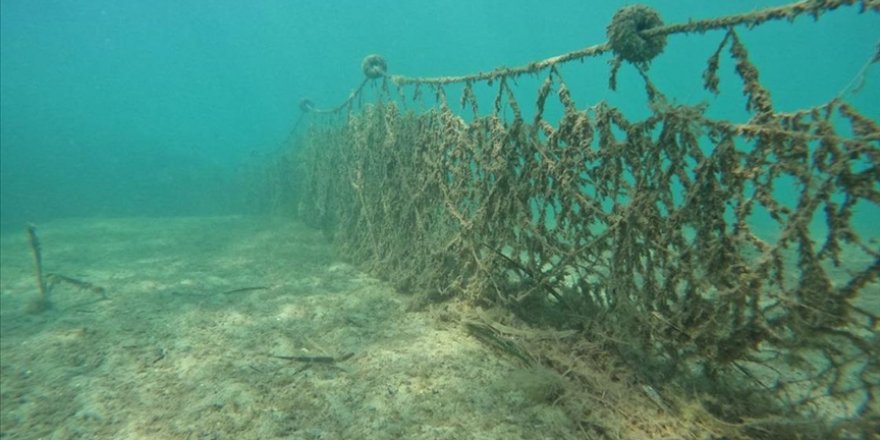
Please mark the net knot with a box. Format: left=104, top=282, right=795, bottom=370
left=607, top=5, right=666, bottom=63
left=299, top=98, right=315, bottom=112
left=362, top=54, right=388, bottom=79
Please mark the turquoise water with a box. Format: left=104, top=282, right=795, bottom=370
left=1, top=2, right=878, bottom=438
left=1, top=1, right=877, bottom=227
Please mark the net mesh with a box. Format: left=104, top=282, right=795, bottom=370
left=256, top=1, right=880, bottom=437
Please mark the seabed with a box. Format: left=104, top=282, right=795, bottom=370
left=0, top=217, right=588, bottom=439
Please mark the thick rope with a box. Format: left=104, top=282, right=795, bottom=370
left=299, top=0, right=878, bottom=114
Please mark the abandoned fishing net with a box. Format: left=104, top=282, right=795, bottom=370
left=255, top=2, right=879, bottom=438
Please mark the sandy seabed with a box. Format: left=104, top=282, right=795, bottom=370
left=0, top=216, right=583, bottom=440
left=3, top=216, right=875, bottom=440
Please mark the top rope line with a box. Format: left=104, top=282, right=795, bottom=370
left=301, top=0, right=877, bottom=114
left=390, top=0, right=877, bottom=85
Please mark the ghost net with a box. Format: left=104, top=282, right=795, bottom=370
left=260, top=1, right=880, bottom=438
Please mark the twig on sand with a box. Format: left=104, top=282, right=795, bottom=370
left=267, top=352, right=355, bottom=375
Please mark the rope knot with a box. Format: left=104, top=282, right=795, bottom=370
left=299, top=98, right=315, bottom=113
left=607, top=5, right=666, bottom=63
left=361, top=54, right=388, bottom=79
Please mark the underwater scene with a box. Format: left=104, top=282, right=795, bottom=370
left=1, top=1, right=878, bottom=439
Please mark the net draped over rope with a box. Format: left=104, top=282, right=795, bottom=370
left=260, top=1, right=880, bottom=437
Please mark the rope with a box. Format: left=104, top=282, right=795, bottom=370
left=298, top=0, right=878, bottom=114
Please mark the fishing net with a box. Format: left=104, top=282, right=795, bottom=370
left=256, top=1, right=879, bottom=438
